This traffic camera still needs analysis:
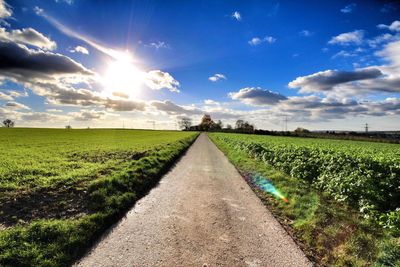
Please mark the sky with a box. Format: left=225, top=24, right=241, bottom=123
left=0, top=0, right=399, bottom=131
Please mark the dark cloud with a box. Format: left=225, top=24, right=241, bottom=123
left=105, top=99, right=146, bottom=111
left=72, top=110, right=105, bottom=121
left=229, top=87, right=287, bottom=105
left=270, top=96, right=400, bottom=122
left=288, top=68, right=383, bottom=93
left=4, top=101, right=30, bottom=110
left=0, top=41, right=93, bottom=76
left=150, top=100, right=202, bottom=115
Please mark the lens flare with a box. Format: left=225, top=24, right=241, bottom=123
left=245, top=174, right=289, bottom=203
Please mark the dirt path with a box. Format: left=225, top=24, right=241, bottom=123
left=75, top=133, right=311, bottom=267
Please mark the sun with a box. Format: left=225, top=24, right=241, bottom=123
left=102, top=52, right=145, bottom=99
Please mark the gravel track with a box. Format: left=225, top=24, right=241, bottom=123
left=75, top=133, right=311, bottom=267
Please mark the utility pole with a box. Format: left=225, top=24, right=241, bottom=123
left=365, top=123, right=369, bottom=133
left=122, top=120, right=125, bottom=129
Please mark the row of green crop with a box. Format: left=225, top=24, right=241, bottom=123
left=0, top=134, right=198, bottom=267
left=210, top=134, right=400, bottom=235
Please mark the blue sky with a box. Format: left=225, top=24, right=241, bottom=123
left=0, top=0, right=399, bottom=130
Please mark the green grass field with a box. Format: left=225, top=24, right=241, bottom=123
left=209, top=132, right=400, bottom=266
left=0, top=128, right=198, bottom=266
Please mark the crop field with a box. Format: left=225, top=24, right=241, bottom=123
left=0, top=128, right=198, bottom=266
left=209, top=132, right=400, bottom=266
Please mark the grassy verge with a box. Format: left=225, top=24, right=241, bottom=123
left=209, top=133, right=399, bottom=266
left=0, top=129, right=198, bottom=267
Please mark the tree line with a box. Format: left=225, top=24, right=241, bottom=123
left=178, top=114, right=255, bottom=133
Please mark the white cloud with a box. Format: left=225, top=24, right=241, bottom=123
left=341, top=3, right=356, bottom=13
left=145, top=70, right=180, bottom=92
left=231, top=11, right=241, bottom=21
left=7, top=90, right=27, bottom=98
left=0, top=27, right=57, bottom=50
left=367, top=33, right=399, bottom=48
left=377, top=20, right=400, bottom=32
left=70, top=45, right=89, bottom=54
left=0, top=90, right=27, bottom=101
left=0, top=0, right=12, bottom=19
left=208, top=73, right=226, bottom=82
left=0, top=91, right=13, bottom=100
left=4, top=101, right=30, bottom=110
left=145, top=41, right=169, bottom=49
left=376, top=40, right=400, bottom=67
left=46, top=108, right=63, bottom=113
left=204, top=99, right=219, bottom=105
left=229, top=87, right=287, bottom=105
left=331, top=50, right=357, bottom=59
left=248, top=37, right=262, bottom=46
left=299, top=30, right=313, bottom=37
left=70, top=109, right=106, bottom=121
left=55, top=0, right=73, bottom=4
left=112, top=91, right=129, bottom=99
left=289, top=40, right=400, bottom=98
left=248, top=36, right=276, bottom=46
left=20, top=111, right=68, bottom=122
left=328, top=30, right=364, bottom=45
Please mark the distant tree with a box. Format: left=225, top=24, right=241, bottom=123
left=2, top=119, right=15, bottom=128
left=294, top=127, right=310, bottom=133
left=199, top=114, right=215, bottom=131
left=242, top=121, right=255, bottom=133
left=215, top=120, right=223, bottom=130
left=178, top=117, right=192, bottom=130
left=235, top=119, right=245, bottom=129
left=65, top=125, right=72, bottom=129
left=235, top=119, right=254, bottom=133
left=226, top=124, right=232, bottom=130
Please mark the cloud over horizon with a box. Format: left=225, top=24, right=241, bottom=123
left=229, top=87, right=287, bottom=105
